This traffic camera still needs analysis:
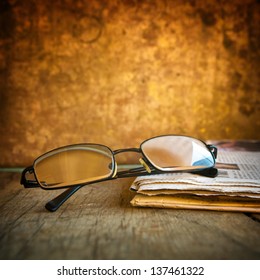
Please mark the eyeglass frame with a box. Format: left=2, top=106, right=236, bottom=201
left=20, top=135, right=218, bottom=211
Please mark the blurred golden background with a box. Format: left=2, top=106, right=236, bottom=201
left=0, top=0, right=259, bottom=167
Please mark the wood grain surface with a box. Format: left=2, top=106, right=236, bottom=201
left=0, top=172, right=260, bottom=260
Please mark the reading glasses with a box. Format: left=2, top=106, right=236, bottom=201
left=21, top=135, right=218, bottom=211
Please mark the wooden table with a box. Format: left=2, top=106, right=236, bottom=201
left=0, top=171, right=260, bottom=260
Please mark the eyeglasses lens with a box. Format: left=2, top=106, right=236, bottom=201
left=34, top=144, right=114, bottom=188
left=141, top=136, right=215, bottom=171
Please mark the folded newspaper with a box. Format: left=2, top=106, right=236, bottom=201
left=130, top=140, right=260, bottom=213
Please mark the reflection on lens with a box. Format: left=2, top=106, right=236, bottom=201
left=34, top=144, right=115, bottom=188
left=141, top=136, right=214, bottom=171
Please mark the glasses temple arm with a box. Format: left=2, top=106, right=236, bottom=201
left=45, top=185, right=83, bottom=212
left=117, top=166, right=218, bottom=178
left=192, top=167, right=218, bottom=177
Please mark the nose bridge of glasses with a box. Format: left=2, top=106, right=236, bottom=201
left=113, top=147, right=150, bottom=175
left=113, top=147, right=141, bottom=155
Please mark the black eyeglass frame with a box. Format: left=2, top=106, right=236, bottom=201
left=20, top=135, right=218, bottom=211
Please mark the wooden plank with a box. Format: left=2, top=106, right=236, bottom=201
left=0, top=172, right=260, bottom=260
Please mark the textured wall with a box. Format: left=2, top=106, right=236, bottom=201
left=0, top=0, right=259, bottom=167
